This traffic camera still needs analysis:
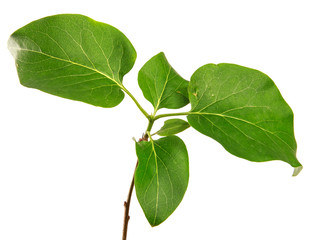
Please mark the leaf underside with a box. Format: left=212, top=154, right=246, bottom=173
left=157, top=118, right=190, bottom=136
left=138, top=52, right=189, bottom=111
left=187, top=63, right=301, bottom=171
left=135, top=136, right=189, bottom=226
left=8, top=14, right=136, bottom=108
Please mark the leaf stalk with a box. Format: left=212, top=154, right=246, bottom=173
left=154, top=111, right=190, bottom=121
left=121, top=85, right=150, bottom=120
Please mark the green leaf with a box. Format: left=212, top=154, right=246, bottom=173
left=8, top=14, right=136, bottom=108
left=138, top=52, right=189, bottom=112
left=135, top=136, right=189, bottom=226
left=156, top=119, right=190, bottom=136
left=187, top=63, right=302, bottom=174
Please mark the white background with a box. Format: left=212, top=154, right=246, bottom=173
left=1, top=0, right=314, bottom=239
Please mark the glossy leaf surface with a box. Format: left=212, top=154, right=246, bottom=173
left=135, top=136, right=189, bottom=226
left=138, top=52, right=189, bottom=111
left=187, top=63, right=301, bottom=173
left=156, top=119, right=190, bottom=136
left=8, top=14, right=136, bottom=108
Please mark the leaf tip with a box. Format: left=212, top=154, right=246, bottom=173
left=7, top=36, right=19, bottom=59
left=157, top=51, right=166, bottom=57
left=292, top=165, right=303, bottom=177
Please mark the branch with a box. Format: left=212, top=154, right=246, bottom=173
left=122, top=160, right=138, bottom=240
left=122, top=123, right=150, bottom=240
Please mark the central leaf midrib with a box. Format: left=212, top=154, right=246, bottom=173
left=158, top=125, right=183, bottom=134
left=190, top=111, right=295, bottom=153
left=154, top=67, right=172, bottom=112
left=14, top=47, right=122, bottom=87
left=150, top=140, right=160, bottom=225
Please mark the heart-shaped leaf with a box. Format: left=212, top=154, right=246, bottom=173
left=135, top=136, right=189, bottom=226
left=187, top=63, right=302, bottom=175
left=8, top=14, right=136, bottom=108
left=156, top=119, right=190, bottom=136
left=138, top=52, right=189, bottom=112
